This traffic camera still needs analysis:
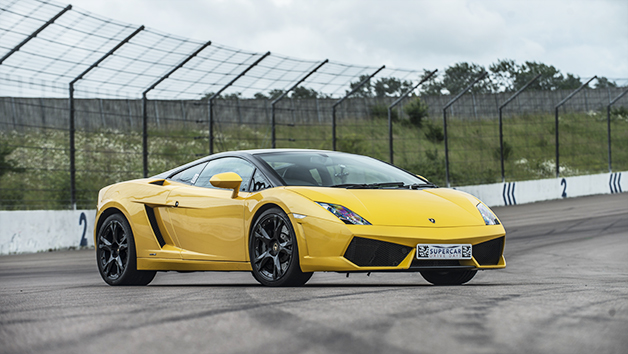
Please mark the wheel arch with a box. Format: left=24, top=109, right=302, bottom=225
left=248, top=202, right=284, bottom=241
left=94, top=206, right=132, bottom=245
left=246, top=201, right=310, bottom=262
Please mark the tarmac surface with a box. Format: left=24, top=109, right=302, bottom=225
left=1, top=193, right=627, bottom=354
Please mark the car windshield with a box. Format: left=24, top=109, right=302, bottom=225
left=256, top=151, right=431, bottom=188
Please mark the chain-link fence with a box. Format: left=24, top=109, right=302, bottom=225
left=1, top=0, right=627, bottom=210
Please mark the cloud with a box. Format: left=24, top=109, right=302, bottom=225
left=66, top=0, right=628, bottom=79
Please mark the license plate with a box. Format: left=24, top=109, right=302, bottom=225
left=416, top=244, right=472, bottom=259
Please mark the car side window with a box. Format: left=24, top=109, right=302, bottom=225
left=194, top=157, right=255, bottom=191
left=169, top=162, right=207, bottom=185
left=249, top=169, right=272, bottom=192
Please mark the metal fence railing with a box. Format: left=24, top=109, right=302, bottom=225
left=1, top=0, right=627, bottom=210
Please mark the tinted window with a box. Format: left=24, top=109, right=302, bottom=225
left=257, top=151, right=426, bottom=187
left=249, top=169, right=272, bottom=192
left=169, top=162, right=207, bottom=185
left=195, top=157, right=255, bottom=191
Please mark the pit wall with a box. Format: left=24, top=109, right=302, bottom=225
left=456, top=171, right=625, bottom=207
left=0, top=210, right=96, bottom=255
left=0, top=172, right=625, bottom=255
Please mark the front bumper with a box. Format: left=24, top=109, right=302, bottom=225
left=293, top=216, right=506, bottom=273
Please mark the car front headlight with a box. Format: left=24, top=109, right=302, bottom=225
left=316, top=202, right=371, bottom=225
left=476, top=202, right=500, bottom=225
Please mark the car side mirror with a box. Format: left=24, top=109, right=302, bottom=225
left=210, top=172, right=242, bottom=198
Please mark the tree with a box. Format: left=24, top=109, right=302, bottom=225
left=595, top=77, right=618, bottom=89
left=291, top=86, right=319, bottom=99
left=347, top=74, right=374, bottom=97
left=422, top=62, right=491, bottom=95
left=268, top=89, right=285, bottom=100
left=254, top=87, right=326, bottom=100
left=403, top=97, right=429, bottom=128
left=373, top=77, right=413, bottom=97
left=489, top=60, right=582, bottom=91
left=201, top=91, right=242, bottom=100
left=348, top=76, right=416, bottom=98
left=558, top=73, right=582, bottom=90
left=222, top=92, right=241, bottom=100
left=443, top=62, right=491, bottom=94
left=488, top=59, right=517, bottom=92
left=420, top=69, right=445, bottom=96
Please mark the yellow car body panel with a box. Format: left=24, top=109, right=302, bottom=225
left=165, top=185, right=248, bottom=261
left=95, top=177, right=505, bottom=273
left=285, top=187, right=490, bottom=227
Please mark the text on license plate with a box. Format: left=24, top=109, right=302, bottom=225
left=416, top=244, right=472, bottom=259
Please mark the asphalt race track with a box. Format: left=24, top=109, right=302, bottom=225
left=1, top=193, right=627, bottom=354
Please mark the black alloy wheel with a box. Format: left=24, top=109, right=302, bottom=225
left=420, top=269, right=477, bottom=285
left=250, top=207, right=312, bottom=287
left=96, top=213, right=156, bottom=286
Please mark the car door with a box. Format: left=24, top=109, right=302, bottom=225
left=166, top=157, right=255, bottom=261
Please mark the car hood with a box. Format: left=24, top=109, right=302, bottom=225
left=285, top=187, right=485, bottom=227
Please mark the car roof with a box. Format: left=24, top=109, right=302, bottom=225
left=151, top=148, right=351, bottom=180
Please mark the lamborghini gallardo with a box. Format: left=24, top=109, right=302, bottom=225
left=95, top=149, right=505, bottom=286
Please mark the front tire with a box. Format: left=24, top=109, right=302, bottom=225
left=96, top=213, right=156, bottom=286
left=250, top=207, right=312, bottom=287
left=420, top=270, right=477, bottom=285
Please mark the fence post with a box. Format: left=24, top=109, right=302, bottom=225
left=69, top=26, right=144, bottom=209
left=331, top=65, right=385, bottom=151
left=271, top=59, right=328, bottom=148
left=387, top=69, right=437, bottom=163
left=207, top=51, right=270, bottom=154
left=442, top=72, right=488, bottom=187
left=498, top=73, right=541, bottom=182
left=141, top=40, right=212, bottom=176
left=607, top=87, right=628, bottom=172
left=553, top=76, right=597, bottom=178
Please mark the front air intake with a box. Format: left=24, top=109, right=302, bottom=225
left=473, top=237, right=504, bottom=265
left=344, top=237, right=412, bottom=267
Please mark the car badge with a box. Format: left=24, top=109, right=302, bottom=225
left=428, top=218, right=436, bottom=224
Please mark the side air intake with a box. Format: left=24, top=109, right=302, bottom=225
left=145, top=205, right=166, bottom=247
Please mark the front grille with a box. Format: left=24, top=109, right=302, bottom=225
left=473, top=237, right=504, bottom=265
left=410, top=259, right=461, bottom=268
left=344, top=237, right=412, bottom=267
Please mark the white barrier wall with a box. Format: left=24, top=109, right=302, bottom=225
left=0, top=210, right=96, bottom=255
left=456, top=171, right=625, bottom=207
left=0, top=172, right=625, bottom=255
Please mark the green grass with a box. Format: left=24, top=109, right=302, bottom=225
left=1, top=110, right=627, bottom=210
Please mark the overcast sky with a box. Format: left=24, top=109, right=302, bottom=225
left=68, top=0, right=627, bottom=82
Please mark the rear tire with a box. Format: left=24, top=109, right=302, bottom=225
left=96, top=213, right=156, bottom=286
left=250, top=207, right=312, bottom=287
left=420, top=270, right=477, bottom=285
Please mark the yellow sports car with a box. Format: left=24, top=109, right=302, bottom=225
left=95, top=149, right=505, bottom=287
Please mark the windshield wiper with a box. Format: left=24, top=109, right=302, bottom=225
left=406, top=181, right=438, bottom=189
left=331, top=182, right=406, bottom=189
left=331, top=181, right=439, bottom=189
